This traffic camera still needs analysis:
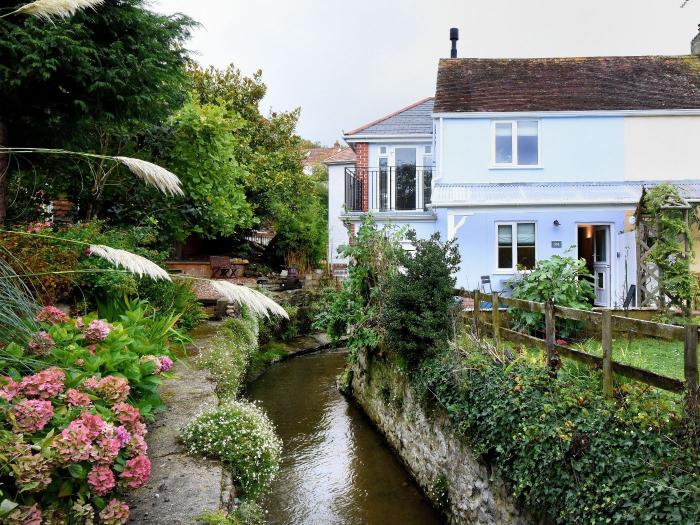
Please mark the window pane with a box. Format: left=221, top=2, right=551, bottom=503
left=517, top=223, right=535, bottom=244
left=498, top=225, right=513, bottom=268
left=517, top=121, right=538, bottom=165
left=595, top=229, right=607, bottom=262
left=495, top=123, right=513, bottom=164
left=516, top=223, right=536, bottom=269
left=379, top=157, right=389, bottom=211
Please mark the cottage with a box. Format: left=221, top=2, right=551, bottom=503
left=327, top=28, right=700, bottom=307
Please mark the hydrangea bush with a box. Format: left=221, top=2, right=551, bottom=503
left=182, top=400, right=282, bottom=498
left=0, top=305, right=174, bottom=523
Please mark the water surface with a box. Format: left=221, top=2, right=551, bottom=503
left=247, top=350, right=443, bottom=525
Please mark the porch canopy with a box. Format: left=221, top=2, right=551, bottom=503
left=431, top=180, right=700, bottom=208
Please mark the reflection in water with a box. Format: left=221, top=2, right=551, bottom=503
left=247, top=351, right=442, bottom=525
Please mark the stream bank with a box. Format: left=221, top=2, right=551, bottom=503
left=349, top=349, right=532, bottom=525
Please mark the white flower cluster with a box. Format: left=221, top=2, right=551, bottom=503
left=182, top=400, right=282, bottom=498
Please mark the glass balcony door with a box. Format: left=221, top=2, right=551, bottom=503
left=393, top=147, right=417, bottom=211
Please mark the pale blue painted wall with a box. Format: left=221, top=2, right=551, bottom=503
left=434, top=207, right=630, bottom=295
left=438, top=116, right=625, bottom=184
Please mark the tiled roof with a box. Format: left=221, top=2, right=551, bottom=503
left=346, top=97, right=434, bottom=136
left=431, top=181, right=700, bottom=207
left=304, top=147, right=338, bottom=166
left=323, top=147, right=356, bottom=165
left=434, top=56, right=700, bottom=113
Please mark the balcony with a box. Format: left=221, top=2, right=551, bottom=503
left=344, top=166, right=432, bottom=212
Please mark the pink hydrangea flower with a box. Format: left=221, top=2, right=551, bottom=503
left=91, top=425, right=121, bottom=465
left=12, top=399, right=54, bottom=433
left=120, top=454, right=151, bottom=489
left=139, top=355, right=162, bottom=373
left=27, top=331, right=55, bottom=355
left=6, top=503, right=42, bottom=525
left=126, top=433, right=148, bottom=457
left=0, top=376, right=20, bottom=401
left=35, top=305, right=69, bottom=325
left=115, top=426, right=131, bottom=448
left=77, top=412, right=105, bottom=439
left=52, top=420, right=93, bottom=463
left=159, top=356, right=173, bottom=372
left=66, top=388, right=91, bottom=407
left=87, top=464, right=116, bottom=496
left=82, top=319, right=112, bottom=343
left=95, top=376, right=130, bottom=404
left=112, top=402, right=140, bottom=426
left=83, top=376, right=99, bottom=390
left=98, top=499, right=129, bottom=525
left=12, top=452, right=53, bottom=492
left=19, top=367, right=65, bottom=399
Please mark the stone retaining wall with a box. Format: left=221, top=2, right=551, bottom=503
left=350, top=350, right=532, bottom=525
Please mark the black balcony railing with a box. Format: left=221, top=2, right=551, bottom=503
left=344, top=166, right=432, bottom=212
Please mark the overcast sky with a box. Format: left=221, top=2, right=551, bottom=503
left=152, top=0, right=700, bottom=145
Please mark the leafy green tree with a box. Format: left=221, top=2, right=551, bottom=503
left=143, top=100, right=253, bottom=242
left=0, top=0, right=195, bottom=221
left=188, top=64, right=326, bottom=266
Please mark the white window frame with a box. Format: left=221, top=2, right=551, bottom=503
left=491, top=120, right=541, bottom=168
left=494, top=221, right=537, bottom=273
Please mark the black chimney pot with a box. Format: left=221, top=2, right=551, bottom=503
left=450, top=28, right=459, bottom=58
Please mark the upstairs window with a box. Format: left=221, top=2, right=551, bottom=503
left=497, top=222, right=536, bottom=271
left=493, top=120, right=539, bottom=167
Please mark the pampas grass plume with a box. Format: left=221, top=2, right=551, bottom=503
left=88, top=245, right=172, bottom=281
left=210, top=281, right=289, bottom=319
left=115, top=157, right=184, bottom=197
left=13, top=0, right=105, bottom=20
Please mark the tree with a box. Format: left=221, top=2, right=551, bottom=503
left=143, top=100, right=253, bottom=243
left=0, top=0, right=195, bottom=221
left=188, top=64, right=327, bottom=267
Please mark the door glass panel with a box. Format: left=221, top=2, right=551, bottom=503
left=595, top=228, right=607, bottom=262
left=517, top=121, right=538, bottom=165
left=379, top=157, right=388, bottom=211
left=597, top=272, right=605, bottom=289
left=395, top=148, right=416, bottom=210
left=423, top=155, right=432, bottom=209
left=495, top=123, right=513, bottom=164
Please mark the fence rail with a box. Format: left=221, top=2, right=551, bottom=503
left=460, top=290, right=699, bottom=419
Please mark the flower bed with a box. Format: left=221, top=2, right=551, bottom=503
left=0, top=305, right=175, bottom=523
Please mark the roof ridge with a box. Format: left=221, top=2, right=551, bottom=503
left=439, top=55, right=696, bottom=62
left=345, top=97, right=434, bottom=136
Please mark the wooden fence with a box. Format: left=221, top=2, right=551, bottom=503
left=461, top=290, right=699, bottom=419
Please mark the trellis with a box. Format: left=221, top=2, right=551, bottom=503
left=635, top=186, right=693, bottom=310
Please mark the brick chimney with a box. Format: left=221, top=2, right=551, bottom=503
left=692, top=24, right=700, bottom=55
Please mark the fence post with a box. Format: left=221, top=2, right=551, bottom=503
left=473, top=290, right=481, bottom=337
left=492, top=292, right=500, bottom=351
left=545, top=299, right=556, bottom=373
left=684, top=324, right=698, bottom=422
left=601, top=309, right=613, bottom=398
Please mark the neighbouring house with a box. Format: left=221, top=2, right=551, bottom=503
left=327, top=28, right=700, bottom=307
left=303, top=141, right=345, bottom=175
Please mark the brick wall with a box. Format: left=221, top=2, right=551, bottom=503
left=355, top=142, right=369, bottom=211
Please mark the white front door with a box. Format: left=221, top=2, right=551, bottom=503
left=593, top=226, right=611, bottom=307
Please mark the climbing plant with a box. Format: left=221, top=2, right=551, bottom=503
left=641, top=183, right=699, bottom=316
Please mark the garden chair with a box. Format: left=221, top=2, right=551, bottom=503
left=210, top=256, right=234, bottom=278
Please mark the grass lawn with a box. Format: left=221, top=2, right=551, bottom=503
left=570, top=337, right=685, bottom=380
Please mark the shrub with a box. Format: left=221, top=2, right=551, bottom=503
left=182, top=400, right=282, bottom=498
left=414, top=341, right=699, bottom=524
left=313, top=216, right=404, bottom=358
left=1, top=303, right=176, bottom=415
left=380, top=231, right=460, bottom=368
left=508, top=253, right=594, bottom=338
left=195, top=314, right=259, bottom=398
left=0, top=365, right=150, bottom=523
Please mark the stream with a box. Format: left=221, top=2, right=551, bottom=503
left=247, top=350, right=443, bottom=525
